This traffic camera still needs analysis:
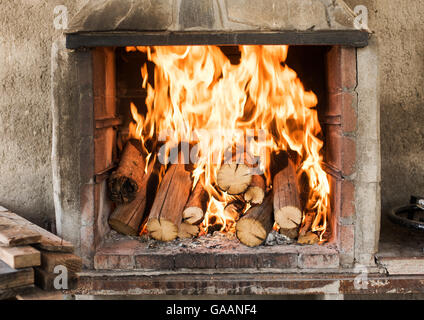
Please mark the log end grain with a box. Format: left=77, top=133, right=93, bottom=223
left=146, top=218, right=179, bottom=242
left=217, top=163, right=252, bottom=195
left=236, top=219, right=268, bottom=247
left=244, top=185, right=265, bottom=204
left=182, top=207, right=205, bottom=225
left=274, top=206, right=302, bottom=229
left=178, top=223, right=200, bottom=239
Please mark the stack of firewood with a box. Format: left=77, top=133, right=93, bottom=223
left=108, top=140, right=319, bottom=246
left=0, top=206, right=81, bottom=299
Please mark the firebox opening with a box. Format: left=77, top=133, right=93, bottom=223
left=93, top=44, right=341, bottom=266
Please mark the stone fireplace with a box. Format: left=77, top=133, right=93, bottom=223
left=51, top=0, right=380, bottom=295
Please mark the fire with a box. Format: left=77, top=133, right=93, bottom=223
left=127, top=45, right=330, bottom=240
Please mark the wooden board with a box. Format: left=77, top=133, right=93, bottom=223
left=0, top=260, right=34, bottom=290
left=16, top=287, right=64, bottom=300
left=0, top=213, right=41, bottom=246
left=40, top=251, right=82, bottom=274
left=0, top=246, right=41, bottom=269
left=0, top=209, right=73, bottom=253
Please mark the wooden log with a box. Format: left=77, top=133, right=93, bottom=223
left=0, top=209, right=73, bottom=253
left=217, top=163, right=251, bottom=195
left=279, top=228, right=298, bottom=240
left=298, top=211, right=314, bottom=237
left=109, top=159, right=158, bottom=235
left=236, top=194, right=273, bottom=247
left=146, top=156, right=192, bottom=241
left=39, top=252, right=82, bottom=275
left=178, top=223, right=200, bottom=239
left=0, top=246, right=41, bottom=269
left=182, top=182, right=209, bottom=225
left=108, top=139, right=146, bottom=204
left=273, top=157, right=302, bottom=230
left=244, top=174, right=266, bottom=204
left=223, top=198, right=245, bottom=222
left=297, top=231, right=319, bottom=245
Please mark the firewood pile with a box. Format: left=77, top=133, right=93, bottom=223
left=108, top=140, right=321, bottom=247
left=0, top=206, right=81, bottom=300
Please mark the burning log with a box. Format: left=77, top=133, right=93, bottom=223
left=273, top=156, right=302, bottom=235
left=297, top=231, right=319, bottom=245
left=279, top=228, right=298, bottom=240
left=108, top=140, right=146, bottom=204
left=236, top=194, right=273, bottom=247
left=182, top=182, right=209, bottom=225
left=146, top=155, right=192, bottom=241
left=178, top=222, right=200, bottom=239
left=224, top=198, right=245, bottom=221
left=298, top=211, right=314, bottom=238
left=108, top=159, right=158, bottom=236
left=244, top=174, right=266, bottom=205
left=217, top=162, right=252, bottom=195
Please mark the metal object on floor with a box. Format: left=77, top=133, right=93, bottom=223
left=388, top=205, right=424, bottom=232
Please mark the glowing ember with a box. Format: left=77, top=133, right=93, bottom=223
left=126, top=45, right=330, bottom=240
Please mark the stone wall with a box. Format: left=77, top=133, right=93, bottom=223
left=0, top=0, right=423, bottom=240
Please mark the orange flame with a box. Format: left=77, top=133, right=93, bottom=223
left=127, top=45, right=330, bottom=240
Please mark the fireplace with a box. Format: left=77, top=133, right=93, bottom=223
left=51, top=0, right=380, bottom=295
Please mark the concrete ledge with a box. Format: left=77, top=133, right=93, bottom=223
left=70, top=271, right=424, bottom=296
left=377, top=257, right=424, bottom=275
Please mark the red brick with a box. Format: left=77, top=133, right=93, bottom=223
left=326, top=46, right=357, bottom=93
left=174, top=253, right=215, bottom=269
left=298, top=253, right=339, bottom=269
left=341, top=180, right=355, bottom=218
left=324, top=125, right=342, bottom=170
left=93, top=48, right=116, bottom=120
left=95, top=254, right=135, bottom=270
left=94, top=127, right=116, bottom=174
left=257, top=253, right=298, bottom=269
left=342, top=136, right=356, bottom=176
left=215, top=253, right=253, bottom=269
left=327, top=175, right=341, bottom=243
left=341, top=92, right=357, bottom=133
left=135, top=253, right=175, bottom=270
left=339, top=224, right=354, bottom=255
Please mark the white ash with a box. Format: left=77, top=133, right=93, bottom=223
left=106, top=228, right=292, bottom=248
left=265, top=230, right=294, bottom=246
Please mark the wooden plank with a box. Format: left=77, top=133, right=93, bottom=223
left=0, top=213, right=42, bottom=246
left=0, top=285, right=35, bottom=300
left=0, top=260, right=34, bottom=290
left=66, top=30, right=370, bottom=49
left=0, top=209, right=73, bottom=253
left=16, top=287, right=64, bottom=300
left=0, top=246, right=41, bottom=269
left=40, top=251, right=82, bottom=274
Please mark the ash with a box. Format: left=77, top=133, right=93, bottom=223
left=106, top=228, right=293, bottom=249
left=265, top=230, right=294, bottom=246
